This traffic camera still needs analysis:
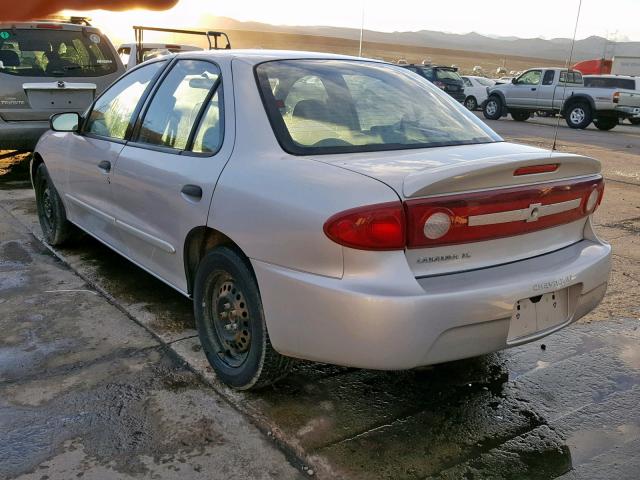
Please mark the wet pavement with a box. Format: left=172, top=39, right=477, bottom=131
left=1, top=125, right=640, bottom=479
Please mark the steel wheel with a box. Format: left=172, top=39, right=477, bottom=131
left=211, top=275, right=252, bottom=368
left=34, top=163, right=75, bottom=246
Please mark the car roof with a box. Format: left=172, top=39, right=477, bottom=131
left=0, top=21, right=102, bottom=33
left=173, top=49, right=388, bottom=65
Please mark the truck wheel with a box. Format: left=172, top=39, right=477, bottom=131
left=193, top=246, right=294, bottom=390
left=593, top=118, right=617, bottom=131
left=510, top=111, right=531, bottom=122
left=565, top=102, right=592, bottom=129
left=483, top=96, right=502, bottom=120
left=464, top=96, right=478, bottom=111
left=34, top=163, right=76, bottom=246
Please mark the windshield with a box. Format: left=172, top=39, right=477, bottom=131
left=256, top=60, right=500, bottom=155
left=584, top=76, right=635, bottom=89
left=435, top=68, right=462, bottom=81
left=0, top=28, right=117, bottom=77
left=475, top=77, right=495, bottom=87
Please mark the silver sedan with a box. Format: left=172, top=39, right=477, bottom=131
left=31, top=50, right=611, bottom=389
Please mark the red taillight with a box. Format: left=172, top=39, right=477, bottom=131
left=405, top=176, right=604, bottom=248
left=325, top=177, right=604, bottom=251
left=514, top=164, right=559, bottom=176
left=36, top=24, right=63, bottom=29
left=323, top=202, right=405, bottom=250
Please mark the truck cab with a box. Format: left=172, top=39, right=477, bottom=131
left=483, top=67, right=635, bottom=130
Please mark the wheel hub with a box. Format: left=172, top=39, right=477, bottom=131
left=570, top=108, right=585, bottom=124
left=486, top=101, right=497, bottom=116
left=42, top=188, right=53, bottom=221
left=212, top=278, right=251, bottom=366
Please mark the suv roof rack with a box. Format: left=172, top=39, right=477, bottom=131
left=133, top=26, right=230, bottom=64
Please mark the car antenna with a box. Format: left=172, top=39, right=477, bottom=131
left=552, top=0, right=582, bottom=152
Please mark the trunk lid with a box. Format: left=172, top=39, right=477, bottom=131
left=315, top=142, right=602, bottom=276
left=1, top=80, right=96, bottom=121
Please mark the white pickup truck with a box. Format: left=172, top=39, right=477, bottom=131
left=482, top=67, right=636, bottom=131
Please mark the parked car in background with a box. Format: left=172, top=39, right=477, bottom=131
left=400, top=64, right=466, bottom=102
left=461, top=75, right=495, bottom=110
left=118, top=42, right=203, bottom=68
left=32, top=50, right=610, bottom=390
left=0, top=17, right=124, bottom=150
left=584, top=75, right=640, bottom=124
left=483, top=67, right=637, bottom=130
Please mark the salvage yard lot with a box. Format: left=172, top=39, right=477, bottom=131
left=1, top=119, right=639, bottom=479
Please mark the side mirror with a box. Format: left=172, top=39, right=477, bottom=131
left=50, top=112, right=80, bottom=132
left=511, top=77, right=517, bottom=84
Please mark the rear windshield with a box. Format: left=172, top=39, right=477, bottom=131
left=435, top=68, right=462, bottom=81
left=584, top=76, right=636, bottom=89
left=0, top=28, right=117, bottom=77
left=255, top=60, right=500, bottom=155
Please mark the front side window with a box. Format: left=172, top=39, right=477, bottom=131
left=516, top=70, right=542, bottom=85
left=0, top=28, right=118, bottom=77
left=256, top=60, right=500, bottom=155
left=137, top=60, right=221, bottom=151
left=85, top=61, right=165, bottom=140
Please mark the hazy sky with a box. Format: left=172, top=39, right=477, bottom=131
left=70, top=0, right=640, bottom=43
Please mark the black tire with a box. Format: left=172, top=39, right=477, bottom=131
left=593, top=117, right=617, bottom=131
left=34, top=163, right=75, bottom=246
left=464, top=96, right=478, bottom=111
left=193, top=246, right=293, bottom=390
left=510, top=111, right=531, bottom=122
left=483, top=95, right=503, bottom=120
left=564, top=101, right=592, bottom=129
left=629, top=118, right=640, bottom=126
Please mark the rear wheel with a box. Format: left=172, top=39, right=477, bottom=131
left=193, top=247, right=293, bottom=390
left=510, top=111, right=531, bottom=122
left=565, top=102, right=592, bottom=129
left=464, top=96, right=478, bottom=111
left=593, top=117, right=618, bottom=131
left=34, top=163, right=75, bottom=246
left=483, top=96, right=502, bottom=120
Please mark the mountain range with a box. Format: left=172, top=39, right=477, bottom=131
left=203, top=16, right=639, bottom=62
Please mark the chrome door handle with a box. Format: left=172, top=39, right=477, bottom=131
left=98, top=160, right=111, bottom=172
left=181, top=184, right=202, bottom=200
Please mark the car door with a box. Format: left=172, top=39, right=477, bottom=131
left=62, top=60, right=167, bottom=249
left=109, top=58, right=234, bottom=293
left=535, top=70, right=557, bottom=109
left=506, top=69, right=542, bottom=107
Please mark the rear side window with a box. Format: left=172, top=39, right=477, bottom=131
left=584, top=77, right=635, bottom=89
left=559, top=71, right=582, bottom=84
left=85, top=61, right=165, bottom=140
left=0, top=28, right=118, bottom=77
left=137, top=60, right=221, bottom=151
left=462, top=77, right=473, bottom=87
left=542, top=70, right=555, bottom=85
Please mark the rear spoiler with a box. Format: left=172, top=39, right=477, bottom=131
left=133, top=26, right=231, bottom=64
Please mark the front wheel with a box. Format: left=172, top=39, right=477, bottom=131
left=510, top=111, right=531, bottom=122
left=483, top=96, right=503, bottom=120
left=464, top=96, right=478, bottom=111
left=565, top=102, right=592, bottom=129
left=593, top=117, right=618, bottom=131
left=34, top=163, right=75, bottom=246
left=193, top=247, right=293, bottom=390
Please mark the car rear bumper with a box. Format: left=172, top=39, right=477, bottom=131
left=0, top=119, right=49, bottom=150
left=615, top=106, right=640, bottom=118
left=254, top=238, right=611, bottom=369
